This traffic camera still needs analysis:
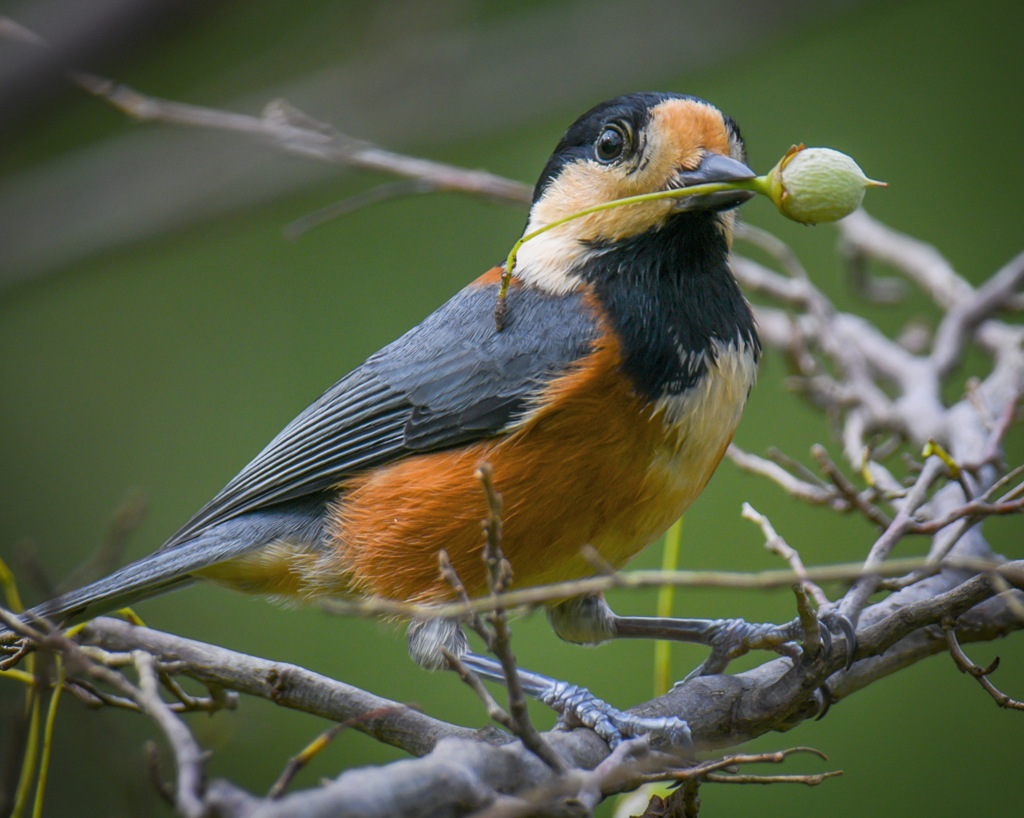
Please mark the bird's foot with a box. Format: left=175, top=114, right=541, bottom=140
left=539, top=679, right=692, bottom=749
left=680, top=612, right=857, bottom=682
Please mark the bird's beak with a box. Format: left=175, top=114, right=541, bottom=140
left=670, top=153, right=757, bottom=212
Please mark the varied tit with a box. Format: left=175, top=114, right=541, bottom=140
left=5, top=92, right=850, bottom=746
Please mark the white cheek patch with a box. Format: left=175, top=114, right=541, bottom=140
left=514, top=153, right=678, bottom=295
left=513, top=214, right=591, bottom=296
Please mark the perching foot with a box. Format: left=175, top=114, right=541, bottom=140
left=538, top=679, right=692, bottom=749
left=458, top=651, right=691, bottom=749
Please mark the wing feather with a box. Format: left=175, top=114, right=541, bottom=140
left=162, top=283, right=599, bottom=550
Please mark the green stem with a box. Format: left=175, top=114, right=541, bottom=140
left=497, top=176, right=770, bottom=303
left=654, top=518, right=683, bottom=697
left=32, top=659, right=64, bottom=818
left=11, top=684, right=40, bottom=818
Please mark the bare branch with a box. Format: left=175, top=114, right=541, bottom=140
left=475, top=464, right=565, bottom=774
left=75, top=74, right=533, bottom=204
left=944, top=626, right=1024, bottom=711
left=727, top=444, right=843, bottom=510
left=838, top=210, right=972, bottom=309
left=132, top=651, right=208, bottom=818
left=931, top=250, right=1024, bottom=377
left=74, top=617, right=479, bottom=758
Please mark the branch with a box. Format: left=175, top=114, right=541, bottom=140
left=62, top=562, right=1022, bottom=817
left=74, top=618, right=478, bottom=758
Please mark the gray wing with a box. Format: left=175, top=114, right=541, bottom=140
left=161, top=283, right=600, bottom=549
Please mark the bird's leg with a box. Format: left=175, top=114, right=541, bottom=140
left=548, top=595, right=856, bottom=680
left=458, top=650, right=692, bottom=748
left=407, top=617, right=692, bottom=749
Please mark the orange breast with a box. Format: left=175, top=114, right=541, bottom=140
left=314, top=328, right=744, bottom=607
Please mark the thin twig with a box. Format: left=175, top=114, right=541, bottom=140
left=812, top=444, right=892, bottom=529
left=315, top=554, right=1024, bottom=623
left=442, top=648, right=516, bottom=733
left=840, top=457, right=948, bottom=620
left=475, top=464, right=565, bottom=774
left=267, top=706, right=409, bottom=798
left=438, top=549, right=491, bottom=647
left=132, top=651, right=208, bottom=818
left=741, top=502, right=828, bottom=611
left=931, top=250, right=1024, bottom=378
left=727, top=445, right=845, bottom=510
left=705, top=771, right=842, bottom=785
left=944, top=625, right=1024, bottom=711
left=284, top=179, right=440, bottom=238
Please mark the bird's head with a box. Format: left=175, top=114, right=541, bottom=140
left=516, top=92, right=754, bottom=293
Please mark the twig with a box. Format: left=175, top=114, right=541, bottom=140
left=908, top=493, right=1024, bottom=535
left=838, top=210, right=972, bottom=309
left=944, top=625, right=1024, bottom=711
left=267, top=706, right=409, bottom=799
left=132, top=651, right=208, bottom=818
left=438, top=549, right=490, bottom=646
left=680, top=777, right=701, bottom=817
left=931, top=250, right=1024, bottom=378
left=965, top=394, right=1020, bottom=472
left=734, top=222, right=810, bottom=281
left=72, top=616, right=479, bottom=757
left=442, top=648, right=516, bottom=733
left=81, top=73, right=532, bottom=203
left=315, top=554, right=1024, bottom=623
left=475, top=463, right=565, bottom=774
left=284, top=179, right=440, bottom=238
left=812, top=444, right=892, bottom=529
left=840, top=457, right=947, bottom=620
left=741, top=502, right=828, bottom=611
left=705, top=771, right=842, bottom=785
left=727, top=444, right=845, bottom=510
left=146, top=740, right=177, bottom=807
left=637, top=746, right=833, bottom=785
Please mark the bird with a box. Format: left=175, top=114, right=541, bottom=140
left=2, top=92, right=843, bottom=746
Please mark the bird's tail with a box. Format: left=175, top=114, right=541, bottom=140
left=1, top=501, right=327, bottom=643
left=2, top=535, right=243, bottom=641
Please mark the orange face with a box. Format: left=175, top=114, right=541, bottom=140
left=516, top=97, right=748, bottom=295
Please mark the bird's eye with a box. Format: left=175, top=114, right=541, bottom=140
left=595, top=123, right=630, bottom=163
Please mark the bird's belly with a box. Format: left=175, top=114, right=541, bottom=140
left=316, top=338, right=755, bottom=606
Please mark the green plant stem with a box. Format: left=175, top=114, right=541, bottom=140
left=32, top=659, right=64, bottom=818
left=654, top=518, right=684, bottom=697
left=11, top=685, right=40, bottom=818
left=498, top=176, right=769, bottom=301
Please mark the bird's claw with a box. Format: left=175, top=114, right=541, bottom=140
left=539, top=680, right=692, bottom=749
left=680, top=612, right=858, bottom=682
left=819, top=610, right=858, bottom=669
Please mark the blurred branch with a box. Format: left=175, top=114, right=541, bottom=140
left=0, top=15, right=532, bottom=208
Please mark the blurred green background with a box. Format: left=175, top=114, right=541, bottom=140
left=1, top=0, right=1022, bottom=815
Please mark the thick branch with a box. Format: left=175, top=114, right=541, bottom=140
left=76, top=618, right=480, bottom=758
